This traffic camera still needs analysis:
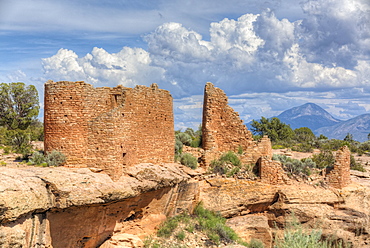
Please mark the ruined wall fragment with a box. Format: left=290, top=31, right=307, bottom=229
left=202, top=82, right=254, bottom=153
left=44, top=81, right=174, bottom=180
left=258, top=157, right=287, bottom=185
left=327, top=146, right=351, bottom=189
left=201, top=82, right=288, bottom=184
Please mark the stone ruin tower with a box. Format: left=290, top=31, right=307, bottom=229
left=327, top=146, right=351, bottom=188
left=44, top=80, right=174, bottom=180
left=201, top=82, right=287, bottom=183
left=201, top=82, right=272, bottom=165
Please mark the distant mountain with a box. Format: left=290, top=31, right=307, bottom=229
left=277, top=103, right=341, bottom=130
left=315, top=114, right=370, bottom=142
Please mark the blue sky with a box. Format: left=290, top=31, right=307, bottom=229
left=1, top=0, right=369, bottom=129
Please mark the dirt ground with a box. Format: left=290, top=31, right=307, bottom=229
left=0, top=141, right=44, bottom=168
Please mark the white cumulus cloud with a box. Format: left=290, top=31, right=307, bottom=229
left=42, top=47, right=165, bottom=88
left=40, top=0, right=370, bottom=128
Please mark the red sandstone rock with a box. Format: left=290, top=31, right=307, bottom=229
left=226, top=215, right=272, bottom=248
left=0, top=164, right=191, bottom=248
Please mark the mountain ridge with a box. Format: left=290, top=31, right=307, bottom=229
left=248, top=103, right=370, bottom=142
left=277, top=103, right=341, bottom=130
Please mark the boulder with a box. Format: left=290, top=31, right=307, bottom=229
left=227, top=215, right=272, bottom=248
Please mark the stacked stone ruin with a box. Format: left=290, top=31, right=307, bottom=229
left=44, top=80, right=174, bottom=180
left=201, top=82, right=287, bottom=184
left=327, top=146, right=351, bottom=188
left=44, top=80, right=351, bottom=188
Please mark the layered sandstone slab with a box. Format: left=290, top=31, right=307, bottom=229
left=0, top=164, right=191, bottom=248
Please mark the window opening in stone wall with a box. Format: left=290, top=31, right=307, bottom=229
left=122, top=113, right=124, bottom=117
left=60, top=102, right=63, bottom=104
left=70, top=97, right=72, bottom=99
left=64, top=115, right=67, bottom=117
left=122, top=153, right=127, bottom=158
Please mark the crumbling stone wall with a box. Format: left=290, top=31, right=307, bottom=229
left=327, top=146, right=351, bottom=189
left=258, top=157, right=287, bottom=184
left=44, top=81, right=174, bottom=180
left=202, top=82, right=254, bottom=153
left=201, top=82, right=287, bottom=184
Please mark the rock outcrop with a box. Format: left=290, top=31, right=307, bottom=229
left=1, top=166, right=370, bottom=247
left=0, top=164, right=194, bottom=248
left=200, top=178, right=370, bottom=247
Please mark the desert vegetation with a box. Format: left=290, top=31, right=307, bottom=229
left=144, top=203, right=257, bottom=247
left=252, top=117, right=368, bottom=173
left=0, top=82, right=43, bottom=159
left=0, top=82, right=66, bottom=166
left=145, top=205, right=350, bottom=248
left=274, top=214, right=350, bottom=248
left=175, top=126, right=202, bottom=168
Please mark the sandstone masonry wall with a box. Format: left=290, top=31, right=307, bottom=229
left=327, top=146, right=351, bottom=189
left=201, top=83, right=287, bottom=184
left=44, top=81, right=174, bottom=180
left=259, top=157, right=287, bottom=185
left=202, top=82, right=254, bottom=153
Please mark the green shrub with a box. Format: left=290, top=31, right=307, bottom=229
left=292, top=143, right=314, bottom=153
left=5, top=129, right=33, bottom=158
left=157, top=213, right=190, bottom=238
left=311, top=150, right=335, bottom=169
left=185, top=224, right=194, bottom=233
left=237, top=145, right=243, bottom=155
left=29, top=151, right=45, bottom=165
left=194, top=203, right=239, bottom=245
left=153, top=204, right=246, bottom=247
left=45, top=150, right=66, bottom=167
left=210, top=151, right=244, bottom=177
left=273, top=155, right=316, bottom=176
left=350, top=155, right=366, bottom=172
left=220, top=151, right=241, bottom=167
left=0, top=161, right=6, bottom=166
left=157, top=217, right=180, bottom=238
left=175, top=230, right=185, bottom=241
left=226, top=167, right=240, bottom=177
left=180, top=153, right=197, bottom=169
left=3, top=146, right=11, bottom=154
left=27, top=120, right=44, bottom=141
left=175, top=139, right=183, bottom=156
left=359, top=141, right=370, bottom=154
left=248, top=239, right=264, bottom=248
left=176, top=132, right=192, bottom=146
left=272, top=144, right=285, bottom=149
left=190, top=136, right=202, bottom=148
left=210, top=159, right=227, bottom=175
left=275, top=214, right=349, bottom=248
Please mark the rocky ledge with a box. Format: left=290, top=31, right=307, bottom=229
left=0, top=164, right=192, bottom=248
left=1, top=165, right=370, bottom=248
